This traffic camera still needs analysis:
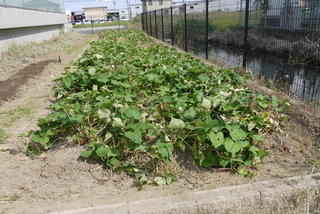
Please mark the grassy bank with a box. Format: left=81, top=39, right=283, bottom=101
left=27, top=30, right=288, bottom=188
left=73, top=20, right=129, bottom=29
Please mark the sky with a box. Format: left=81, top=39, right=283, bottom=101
left=65, top=0, right=141, bottom=11
left=64, top=0, right=186, bottom=11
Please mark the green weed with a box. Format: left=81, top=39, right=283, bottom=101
left=0, top=129, right=8, bottom=143
left=0, top=104, right=34, bottom=127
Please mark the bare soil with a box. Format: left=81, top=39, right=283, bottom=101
left=0, top=60, right=57, bottom=105
left=0, top=32, right=319, bottom=214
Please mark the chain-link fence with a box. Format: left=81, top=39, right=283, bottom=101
left=141, top=0, right=320, bottom=107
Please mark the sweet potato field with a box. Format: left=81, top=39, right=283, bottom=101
left=26, top=30, right=289, bottom=188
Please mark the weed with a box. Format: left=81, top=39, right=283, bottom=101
left=0, top=129, right=8, bottom=143
left=0, top=104, right=34, bottom=127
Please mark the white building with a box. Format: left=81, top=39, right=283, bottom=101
left=130, top=2, right=143, bottom=18
left=0, top=0, right=67, bottom=53
left=107, top=8, right=130, bottom=20
left=142, top=0, right=173, bottom=12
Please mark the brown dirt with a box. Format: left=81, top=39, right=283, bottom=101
left=0, top=60, right=57, bottom=105
left=0, top=32, right=319, bottom=214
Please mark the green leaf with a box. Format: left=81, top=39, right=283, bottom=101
left=166, top=173, right=176, bottom=185
left=124, top=107, right=141, bottom=120
left=168, top=118, right=185, bottom=129
left=227, top=125, right=248, bottom=141
left=124, top=130, right=142, bottom=144
left=207, top=119, right=225, bottom=133
left=252, top=135, right=264, bottom=142
left=200, top=151, right=217, bottom=168
left=184, top=107, right=196, bottom=120
left=258, top=101, right=269, bottom=109
left=112, top=118, right=125, bottom=128
left=208, top=131, right=224, bottom=149
left=81, top=150, right=92, bottom=158
left=231, top=142, right=242, bottom=154
left=219, top=158, right=230, bottom=168
left=108, top=158, right=120, bottom=167
left=271, top=95, right=279, bottom=107
left=96, top=146, right=108, bottom=158
left=224, top=138, right=242, bottom=154
left=154, top=177, right=166, bottom=186
left=201, top=98, right=211, bottom=111
left=137, top=174, right=148, bottom=189
left=97, top=109, right=111, bottom=122
left=249, top=146, right=260, bottom=155
left=31, top=134, right=49, bottom=146
left=224, top=137, right=234, bottom=153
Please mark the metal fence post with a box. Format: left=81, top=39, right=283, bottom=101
left=149, top=12, right=153, bottom=36
left=161, top=8, right=165, bottom=42
left=91, top=17, right=94, bottom=34
left=171, top=6, right=174, bottom=46
left=242, top=0, right=250, bottom=68
left=184, top=3, right=188, bottom=52
left=205, top=0, right=209, bottom=60
left=145, top=12, right=148, bottom=34
left=141, top=13, right=144, bottom=31
left=154, top=10, right=158, bottom=39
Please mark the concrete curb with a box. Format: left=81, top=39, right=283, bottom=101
left=51, top=173, right=320, bottom=214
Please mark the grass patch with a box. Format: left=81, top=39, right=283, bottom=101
left=0, top=104, right=34, bottom=127
left=73, top=20, right=129, bottom=29
left=0, top=129, right=8, bottom=143
left=208, top=11, right=243, bottom=31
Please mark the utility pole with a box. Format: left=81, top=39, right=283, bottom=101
left=126, top=0, right=132, bottom=19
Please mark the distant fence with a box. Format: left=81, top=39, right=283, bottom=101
left=141, top=0, right=320, bottom=107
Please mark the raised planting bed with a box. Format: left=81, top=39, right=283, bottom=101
left=25, top=30, right=319, bottom=189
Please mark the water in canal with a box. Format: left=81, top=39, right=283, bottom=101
left=194, top=45, right=320, bottom=109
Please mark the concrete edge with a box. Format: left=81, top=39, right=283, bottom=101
left=51, top=173, right=320, bottom=214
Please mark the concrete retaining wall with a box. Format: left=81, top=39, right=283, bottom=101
left=0, top=6, right=67, bottom=29
left=0, top=25, right=63, bottom=52
left=0, top=6, right=68, bottom=53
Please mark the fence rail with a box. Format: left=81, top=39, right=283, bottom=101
left=141, top=0, right=320, bottom=108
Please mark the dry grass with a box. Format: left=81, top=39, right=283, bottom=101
left=0, top=32, right=83, bottom=81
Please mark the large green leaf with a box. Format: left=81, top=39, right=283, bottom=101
left=124, top=130, right=142, bottom=144
left=184, top=107, right=196, bottom=120
left=227, top=124, right=248, bottom=141
left=124, top=107, right=141, bottom=120
left=224, top=138, right=242, bottom=154
left=200, top=151, right=217, bottom=168
left=168, top=118, right=185, bottom=129
left=208, top=131, right=224, bottom=149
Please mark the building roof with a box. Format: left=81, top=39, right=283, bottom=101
left=83, top=6, right=108, bottom=9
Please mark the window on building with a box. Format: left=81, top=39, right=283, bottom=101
left=136, top=6, right=139, bottom=9
left=190, top=6, right=194, bottom=9
left=148, top=0, right=152, bottom=6
left=159, top=0, right=163, bottom=5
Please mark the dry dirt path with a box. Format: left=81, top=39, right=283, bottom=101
left=0, top=31, right=319, bottom=214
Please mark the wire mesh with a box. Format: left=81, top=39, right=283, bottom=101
left=140, top=0, right=320, bottom=108
left=162, top=7, right=172, bottom=44
left=186, top=1, right=206, bottom=54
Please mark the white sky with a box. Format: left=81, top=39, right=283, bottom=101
left=64, top=0, right=190, bottom=11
